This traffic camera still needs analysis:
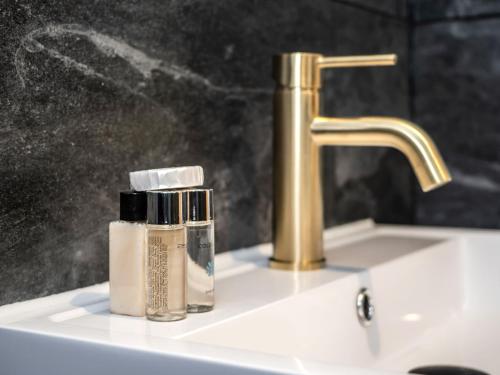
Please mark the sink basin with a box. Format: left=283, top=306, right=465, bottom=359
left=1, top=219, right=499, bottom=375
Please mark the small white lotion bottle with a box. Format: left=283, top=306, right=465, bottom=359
left=109, top=191, right=147, bottom=316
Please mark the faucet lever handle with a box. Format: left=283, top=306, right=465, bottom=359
left=318, top=54, right=397, bottom=69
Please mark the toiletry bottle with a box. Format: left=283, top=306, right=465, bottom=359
left=146, top=190, right=187, bottom=321
left=186, top=189, right=215, bottom=313
left=109, top=191, right=147, bottom=317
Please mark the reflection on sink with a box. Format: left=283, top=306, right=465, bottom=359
left=1, top=220, right=499, bottom=375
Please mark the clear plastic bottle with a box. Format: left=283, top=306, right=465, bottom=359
left=146, top=190, right=187, bottom=322
left=186, top=189, right=215, bottom=313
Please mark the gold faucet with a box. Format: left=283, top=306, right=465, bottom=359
left=271, top=53, right=452, bottom=271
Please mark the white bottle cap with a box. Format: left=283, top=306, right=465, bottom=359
left=129, top=166, right=204, bottom=191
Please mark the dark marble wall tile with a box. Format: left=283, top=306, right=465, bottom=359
left=338, top=0, right=407, bottom=18
left=0, top=0, right=411, bottom=305
left=411, top=0, right=500, bottom=23
left=412, top=16, right=500, bottom=228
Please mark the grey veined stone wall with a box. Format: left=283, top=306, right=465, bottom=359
left=0, top=0, right=410, bottom=305
left=410, top=0, right=500, bottom=228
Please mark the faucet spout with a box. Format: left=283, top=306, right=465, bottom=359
left=311, top=116, right=452, bottom=192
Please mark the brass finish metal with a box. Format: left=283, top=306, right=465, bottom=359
left=271, top=52, right=451, bottom=271
left=311, top=117, right=450, bottom=191
left=318, top=54, right=397, bottom=69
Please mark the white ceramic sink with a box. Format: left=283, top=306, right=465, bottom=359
left=1, top=219, right=499, bottom=375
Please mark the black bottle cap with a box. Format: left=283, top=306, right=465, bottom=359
left=187, top=189, right=214, bottom=222
left=120, top=191, right=147, bottom=221
left=147, top=190, right=186, bottom=225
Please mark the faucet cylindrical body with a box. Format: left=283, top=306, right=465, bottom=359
left=271, top=54, right=325, bottom=270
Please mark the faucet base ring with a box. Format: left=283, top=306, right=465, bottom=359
left=269, top=257, right=326, bottom=271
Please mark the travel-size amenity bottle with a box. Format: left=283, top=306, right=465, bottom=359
left=109, top=191, right=147, bottom=317
left=146, top=190, right=187, bottom=322
left=186, top=189, right=215, bottom=313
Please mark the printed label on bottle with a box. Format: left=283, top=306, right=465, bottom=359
left=147, top=235, right=168, bottom=310
left=147, top=229, right=186, bottom=313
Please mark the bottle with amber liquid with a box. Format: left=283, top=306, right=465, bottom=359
left=146, top=190, right=187, bottom=322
